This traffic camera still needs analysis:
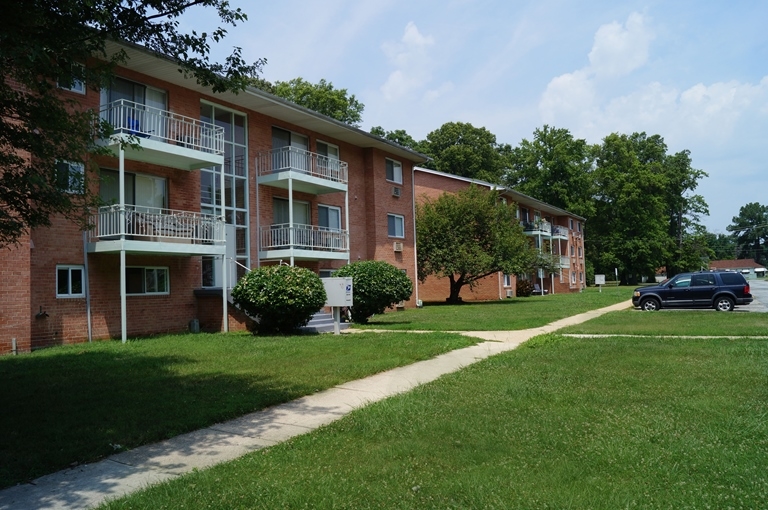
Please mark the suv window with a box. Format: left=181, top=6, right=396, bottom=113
left=692, top=274, right=716, bottom=286
left=670, top=275, right=691, bottom=288
left=719, top=272, right=746, bottom=285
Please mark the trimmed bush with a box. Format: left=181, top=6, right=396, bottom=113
left=231, top=265, right=327, bottom=335
left=516, top=279, right=534, bottom=297
left=334, top=260, right=413, bottom=324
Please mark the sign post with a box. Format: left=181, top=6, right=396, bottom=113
left=595, top=274, right=605, bottom=292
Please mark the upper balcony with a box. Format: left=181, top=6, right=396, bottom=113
left=87, top=205, right=226, bottom=256
left=552, top=225, right=569, bottom=240
left=98, top=100, right=225, bottom=171
left=256, top=147, right=348, bottom=195
left=259, top=224, right=349, bottom=262
left=522, top=220, right=552, bottom=237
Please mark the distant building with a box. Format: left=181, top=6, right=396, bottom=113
left=709, top=259, right=766, bottom=278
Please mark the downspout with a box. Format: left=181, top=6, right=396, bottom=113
left=411, top=165, right=419, bottom=305
left=82, top=231, right=92, bottom=342
left=119, top=145, right=127, bottom=343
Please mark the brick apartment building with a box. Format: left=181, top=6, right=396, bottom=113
left=0, top=41, right=586, bottom=355
left=414, top=168, right=586, bottom=302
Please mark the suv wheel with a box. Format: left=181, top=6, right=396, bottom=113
left=641, top=297, right=660, bottom=311
left=714, top=296, right=734, bottom=312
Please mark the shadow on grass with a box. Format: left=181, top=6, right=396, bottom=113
left=0, top=347, right=302, bottom=490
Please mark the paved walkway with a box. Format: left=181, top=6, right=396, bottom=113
left=0, top=300, right=632, bottom=510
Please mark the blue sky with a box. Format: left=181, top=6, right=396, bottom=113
left=182, top=0, right=767, bottom=233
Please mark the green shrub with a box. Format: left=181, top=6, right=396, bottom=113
left=516, top=279, right=534, bottom=297
left=230, top=265, right=327, bottom=335
left=334, top=261, right=413, bottom=324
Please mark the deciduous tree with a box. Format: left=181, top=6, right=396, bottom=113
left=417, top=185, right=534, bottom=302
left=0, top=0, right=264, bottom=246
left=727, top=202, right=768, bottom=265
left=270, top=78, right=364, bottom=126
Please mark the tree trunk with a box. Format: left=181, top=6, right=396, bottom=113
left=447, top=277, right=464, bottom=304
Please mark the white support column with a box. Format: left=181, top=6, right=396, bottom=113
left=288, top=178, right=294, bottom=266
left=119, top=146, right=127, bottom=343
left=220, top=161, right=228, bottom=333
left=345, top=185, right=350, bottom=264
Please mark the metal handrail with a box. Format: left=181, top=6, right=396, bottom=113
left=99, top=99, right=225, bottom=155
left=260, top=223, right=348, bottom=252
left=255, top=147, right=349, bottom=184
left=90, top=205, right=225, bottom=243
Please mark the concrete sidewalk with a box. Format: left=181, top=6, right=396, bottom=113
left=0, top=300, right=631, bottom=510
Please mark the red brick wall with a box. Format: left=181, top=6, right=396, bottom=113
left=0, top=238, right=32, bottom=353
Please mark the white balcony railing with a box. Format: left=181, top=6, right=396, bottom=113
left=552, top=225, right=569, bottom=237
left=100, top=99, right=225, bottom=155
left=90, top=205, right=225, bottom=243
left=560, top=256, right=571, bottom=268
left=260, top=224, right=348, bottom=252
left=256, top=147, right=348, bottom=184
left=523, top=220, right=552, bottom=235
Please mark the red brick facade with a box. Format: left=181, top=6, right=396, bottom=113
left=0, top=43, right=584, bottom=354
left=414, top=168, right=586, bottom=303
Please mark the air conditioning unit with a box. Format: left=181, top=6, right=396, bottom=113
left=506, top=289, right=514, bottom=298
left=392, top=186, right=401, bottom=197
left=393, top=241, right=404, bottom=252
left=396, top=300, right=406, bottom=308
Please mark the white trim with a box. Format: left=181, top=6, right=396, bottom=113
left=56, top=265, right=85, bottom=298
left=386, top=158, right=403, bottom=185
left=387, top=213, right=405, bottom=238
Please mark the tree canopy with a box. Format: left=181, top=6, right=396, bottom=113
left=727, top=202, right=768, bottom=265
left=416, top=185, right=534, bottom=302
left=261, top=77, right=364, bottom=126
left=0, top=0, right=263, bottom=246
left=419, top=122, right=511, bottom=183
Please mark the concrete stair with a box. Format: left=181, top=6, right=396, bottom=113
left=301, top=310, right=350, bottom=334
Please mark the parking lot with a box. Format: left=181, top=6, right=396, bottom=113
left=746, top=278, right=768, bottom=312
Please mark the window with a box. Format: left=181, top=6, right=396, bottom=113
left=386, top=159, right=402, bottom=184
left=571, top=272, right=576, bottom=284
left=57, top=265, right=84, bottom=298
left=580, top=272, right=584, bottom=283
left=55, top=161, right=84, bottom=194
left=317, top=141, right=339, bottom=160
left=318, top=205, right=341, bottom=231
left=670, top=275, right=692, bottom=288
left=503, top=274, right=512, bottom=287
left=578, top=246, right=583, bottom=258
left=570, top=245, right=575, bottom=256
left=100, top=170, right=166, bottom=211
left=126, top=267, right=169, bottom=295
left=569, top=218, right=574, bottom=230
left=101, top=77, right=167, bottom=137
left=577, top=221, right=582, bottom=233
left=692, top=274, right=716, bottom=286
left=58, top=64, right=85, bottom=94
left=387, top=214, right=405, bottom=238
left=519, top=207, right=529, bottom=223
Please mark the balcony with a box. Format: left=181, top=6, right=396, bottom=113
left=98, top=100, right=225, bottom=171
left=523, top=220, right=552, bottom=236
left=256, top=147, right=348, bottom=195
left=87, top=205, right=226, bottom=256
left=559, top=256, right=571, bottom=269
left=552, top=225, right=569, bottom=239
left=259, top=224, right=349, bottom=261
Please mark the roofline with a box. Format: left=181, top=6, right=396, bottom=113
left=414, top=167, right=586, bottom=221
left=103, top=39, right=430, bottom=163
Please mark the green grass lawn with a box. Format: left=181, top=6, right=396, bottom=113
left=561, top=309, right=768, bottom=336
left=102, top=335, right=768, bottom=509
left=354, top=286, right=633, bottom=331
left=0, top=331, right=476, bottom=489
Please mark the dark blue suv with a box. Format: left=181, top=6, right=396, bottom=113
left=632, top=271, right=753, bottom=312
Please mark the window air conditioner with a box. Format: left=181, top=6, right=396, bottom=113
left=506, top=289, right=514, bottom=298
left=392, top=186, right=401, bottom=197
left=393, top=241, right=404, bottom=252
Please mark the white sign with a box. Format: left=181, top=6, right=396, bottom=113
left=595, top=274, right=606, bottom=285
left=323, top=277, right=353, bottom=307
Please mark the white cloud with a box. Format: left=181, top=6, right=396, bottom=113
left=380, top=22, right=437, bottom=101
left=588, top=12, right=654, bottom=78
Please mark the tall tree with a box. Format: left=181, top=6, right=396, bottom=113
left=587, top=133, right=669, bottom=284
left=370, top=126, right=421, bottom=151
left=704, top=231, right=737, bottom=260
left=417, top=185, right=534, bottom=303
left=269, top=78, right=364, bottom=126
left=727, top=202, right=768, bottom=265
left=504, top=125, right=596, bottom=218
left=420, top=122, right=510, bottom=183
left=0, top=0, right=263, bottom=246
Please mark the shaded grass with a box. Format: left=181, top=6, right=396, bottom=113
left=0, top=331, right=476, bottom=489
left=561, top=309, right=768, bottom=336
left=103, top=335, right=768, bottom=509
left=355, top=286, right=633, bottom=331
